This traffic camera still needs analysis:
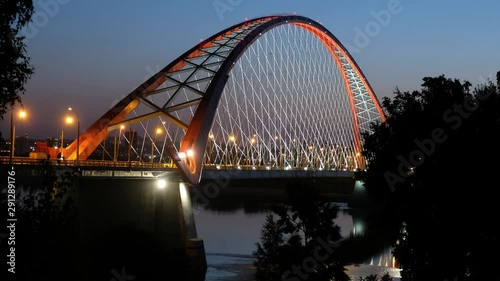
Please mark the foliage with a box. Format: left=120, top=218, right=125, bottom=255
left=0, top=0, right=34, bottom=118
left=364, top=274, right=378, bottom=281
left=358, top=272, right=393, bottom=281
left=253, top=183, right=349, bottom=281
left=0, top=162, right=79, bottom=280
left=380, top=272, right=394, bottom=281
left=356, top=72, right=500, bottom=280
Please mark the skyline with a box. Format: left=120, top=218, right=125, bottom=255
left=1, top=0, right=499, bottom=140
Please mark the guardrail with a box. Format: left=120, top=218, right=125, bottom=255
left=1, top=156, right=360, bottom=172
left=0, top=156, right=172, bottom=169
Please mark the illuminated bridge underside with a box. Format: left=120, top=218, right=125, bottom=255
left=65, top=15, right=385, bottom=185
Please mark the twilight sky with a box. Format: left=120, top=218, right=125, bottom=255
left=1, top=0, right=499, bottom=140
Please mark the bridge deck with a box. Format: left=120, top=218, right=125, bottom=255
left=2, top=156, right=358, bottom=175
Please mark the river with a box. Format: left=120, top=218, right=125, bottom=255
left=193, top=204, right=402, bottom=280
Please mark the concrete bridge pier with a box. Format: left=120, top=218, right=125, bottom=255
left=77, top=176, right=207, bottom=281
left=179, top=182, right=208, bottom=281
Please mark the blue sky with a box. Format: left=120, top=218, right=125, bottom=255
left=2, top=0, right=499, bottom=139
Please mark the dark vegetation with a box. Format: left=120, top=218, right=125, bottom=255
left=356, top=72, right=500, bottom=280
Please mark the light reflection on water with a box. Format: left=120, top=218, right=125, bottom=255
left=194, top=206, right=400, bottom=280
left=205, top=254, right=254, bottom=281
left=346, top=264, right=401, bottom=280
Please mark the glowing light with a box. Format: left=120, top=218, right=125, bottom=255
left=354, top=222, right=364, bottom=235
left=66, top=116, right=74, bottom=124
left=156, top=179, right=167, bottom=189
left=186, top=149, right=194, bottom=157
left=19, top=110, right=27, bottom=118
left=178, top=152, right=186, bottom=159
left=179, top=183, right=190, bottom=207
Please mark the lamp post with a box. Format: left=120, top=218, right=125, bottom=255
left=114, top=125, right=124, bottom=162
left=60, top=128, right=64, bottom=159
left=118, top=125, right=124, bottom=161
left=128, top=126, right=132, bottom=166
left=67, top=107, right=80, bottom=165
left=249, top=137, right=256, bottom=165
left=9, top=109, right=27, bottom=164
left=151, top=128, right=162, bottom=163
left=229, top=135, right=236, bottom=166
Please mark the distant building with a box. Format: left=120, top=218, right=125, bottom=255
left=46, top=137, right=55, bottom=147
left=15, top=134, right=30, bottom=156
left=128, top=131, right=138, bottom=149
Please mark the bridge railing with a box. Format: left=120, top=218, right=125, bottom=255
left=202, top=163, right=357, bottom=172
left=1, top=156, right=360, bottom=172
left=0, top=156, right=172, bottom=169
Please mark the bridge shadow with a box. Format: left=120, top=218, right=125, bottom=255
left=194, top=176, right=356, bottom=212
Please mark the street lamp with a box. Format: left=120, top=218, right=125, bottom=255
left=229, top=135, right=236, bottom=166
left=249, top=138, right=256, bottom=165
left=128, top=125, right=133, bottom=166
left=114, top=125, right=125, bottom=162
left=151, top=128, right=162, bottom=163
left=60, top=127, right=64, bottom=159
left=9, top=108, right=27, bottom=163
left=67, top=107, right=80, bottom=164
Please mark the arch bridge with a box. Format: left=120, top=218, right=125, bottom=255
left=63, top=14, right=386, bottom=186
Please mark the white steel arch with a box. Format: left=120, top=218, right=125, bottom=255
left=68, top=15, right=386, bottom=185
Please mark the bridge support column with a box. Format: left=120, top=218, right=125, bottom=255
left=179, top=182, right=207, bottom=281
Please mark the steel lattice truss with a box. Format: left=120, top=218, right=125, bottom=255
left=64, top=15, right=385, bottom=185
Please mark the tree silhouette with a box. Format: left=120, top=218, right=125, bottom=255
left=356, top=72, right=500, bottom=281
left=253, top=183, right=349, bottom=281
left=0, top=0, right=34, bottom=118
left=0, top=162, right=79, bottom=280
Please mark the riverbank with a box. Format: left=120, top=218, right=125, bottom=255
left=205, top=253, right=256, bottom=281
left=205, top=253, right=401, bottom=281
